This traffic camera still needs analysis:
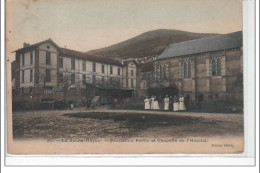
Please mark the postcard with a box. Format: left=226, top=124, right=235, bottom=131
left=6, top=0, right=244, bottom=155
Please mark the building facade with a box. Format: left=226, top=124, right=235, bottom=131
left=12, top=39, right=137, bottom=104
left=139, top=31, right=243, bottom=102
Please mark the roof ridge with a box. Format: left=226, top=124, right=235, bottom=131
left=168, top=31, right=242, bottom=47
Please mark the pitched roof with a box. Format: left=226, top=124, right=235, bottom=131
left=59, top=48, right=122, bottom=66
left=13, top=38, right=123, bottom=66
left=158, top=31, right=242, bottom=59
left=122, top=60, right=138, bottom=66
left=12, top=38, right=60, bottom=53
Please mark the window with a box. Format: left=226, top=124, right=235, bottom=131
left=22, top=54, right=25, bottom=66
left=217, top=58, right=221, bottom=76
left=59, top=58, right=63, bottom=68
left=22, top=70, right=25, bottom=83
left=211, top=58, right=221, bottom=76
left=187, top=62, right=191, bottom=78
left=91, top=62, right=96, bottom=72
left=118, top=68, right=121, bottom=75
left=162, top=65, right=166, bottom=79
left=131, top=79, right=134, bottom=88
left=46, top=52, right=51, bottom=65
left=92, top=75, right=96, bottom=84
left=59, top=72, right=63, bottom=83
left=211, top=59, right=216, bottom=76
left=102, top=64, right=105, bottom=73
left=82, top=74, right=86, bottom=83
left=30, top=69, right=33, bottom=82
left=183, top=61, right=191, bottom=78
left=30, top=87, right=33, bottom=94
left=30, top=52, right=33, bottom=65
left=71, top=73, right=75, bottom=84
left=183, top=62, right=188, bottom=78
left=131, top=69, right=134, bottom=76
left=46, top=69, right=51, bottom=82
left=110, top=66, right=113, bottom=74
left=102, top=76, right=105, bottom=84
left=82, top=61, right=86, bottom=71
left=44, top=86, right=53, bottom=94
left=71, top=59, right=75, bottom=70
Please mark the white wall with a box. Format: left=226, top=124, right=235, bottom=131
left=19, top=50, right=35, bottom=87
left=59, top=55, right=123, bottom=85
left=20, top=68, right=34, bottom=87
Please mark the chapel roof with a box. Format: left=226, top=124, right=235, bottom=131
left=158, top=31, right=242, bottom=59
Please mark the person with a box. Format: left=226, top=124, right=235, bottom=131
left=169, top=96, right=173, bottom=111
left=179, top=95, right=186, bottom=111
left=173, top=96, right=179, bottom=112
left=144, top=96, right=150, bottom=110
left=70, top=101, right=74, bottom=110
left=154, top=96, right=160, bottom=110
left=164, top=95, right=169, bottom=111
left=150, top=96, right=155, bottom=109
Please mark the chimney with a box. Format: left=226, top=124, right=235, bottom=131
left=23, top=42, right=30, bottom=48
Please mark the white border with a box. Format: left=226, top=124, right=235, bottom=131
left=1, top=0, right=258, bottom=168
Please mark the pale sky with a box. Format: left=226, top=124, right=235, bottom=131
left=6, top=0, right=242, bottom=61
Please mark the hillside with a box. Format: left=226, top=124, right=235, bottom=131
left=87, top=29, right=219, bottom=59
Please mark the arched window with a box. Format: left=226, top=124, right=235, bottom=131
left=183, top=61, right=188, bottom=78
left=183, top=61, right=191, bottom=78
left=188, top=62, right=191, bottom=78
left=217, top=58, right=221, bottom=76
left=211, top=58, right=217, bottom=76
left=162, top=65, right=166, bottom=80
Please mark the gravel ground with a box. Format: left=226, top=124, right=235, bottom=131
left=12, top=110, right=244, bottom=140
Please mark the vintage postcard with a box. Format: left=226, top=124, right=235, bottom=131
left=6, top=0, right=244, bottom=154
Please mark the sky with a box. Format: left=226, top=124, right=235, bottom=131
left=6, top=0, right=242, bottom=61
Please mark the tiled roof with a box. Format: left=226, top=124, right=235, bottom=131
left=158, top=31, right=242, bottom=59
left=12, top=38, right=60, bottom=53
left=59, top=48, right=123, bottom=66
left=13, top=38, right=123, bottom=66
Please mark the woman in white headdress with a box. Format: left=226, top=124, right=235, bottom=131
left=154, top=96, right=160, bottom=110
left=150, top=96, right=155, bottom=110
left=164, top=95, right=169, bottom=110
left=173, top=96, right=179, bottom=112
left=144, top=96, right=150, bottom=110
left=179, top=95, right=186, bottom=111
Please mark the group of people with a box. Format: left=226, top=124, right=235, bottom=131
left=144, top=95, right=187, bottom=111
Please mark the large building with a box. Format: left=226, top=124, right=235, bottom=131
left=138, top=31, right=243, bottom=102
left=12, top=39, right=137, bottom=105
left=12, top=31, right=243, bottom=108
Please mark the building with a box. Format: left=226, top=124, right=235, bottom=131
left=12, top=39, right=137, bottom=105
left=139, top=31, right=243, bottom=102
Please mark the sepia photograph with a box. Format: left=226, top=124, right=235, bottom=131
left=6, top=0, right=244, bottom=154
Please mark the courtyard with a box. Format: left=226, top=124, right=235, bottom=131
left=12, top=109, right=244, bottom=140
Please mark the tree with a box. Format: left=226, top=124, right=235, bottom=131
left=140, top=61, right=179, bottom=97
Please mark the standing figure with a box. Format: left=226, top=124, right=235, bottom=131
left=164, top=95, right=170, bottom=110
left=173, top=96, right=179, bottom=112
left=179, top=95, right=186, bottom=111
left=154, top=96, right=160, bottom=110
left=150, top=96, right=155, bottom=110
left=144, top=96, right=151, bottom=110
